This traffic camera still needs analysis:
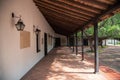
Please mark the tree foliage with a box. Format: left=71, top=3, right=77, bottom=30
left=76, top=13, right=120, bottom=51
left=84, top=13, right=120, bottom=39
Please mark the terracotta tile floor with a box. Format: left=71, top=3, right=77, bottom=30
left=21, top=47, right=120, bottom=80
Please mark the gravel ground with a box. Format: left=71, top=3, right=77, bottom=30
left=84, top=46, right=120, bottom=72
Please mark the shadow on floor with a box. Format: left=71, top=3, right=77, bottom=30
left=21, top=47, right=110, bottom=80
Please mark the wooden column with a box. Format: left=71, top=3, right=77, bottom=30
left=67, top=36, right=69, bottom=46
left=94, top=22, right=99, bottom=73
left=81, top=28, right=84, bottom=61
left=73, top=36, right=75, bottom=52
left=76, top=33, right=78, bottom=55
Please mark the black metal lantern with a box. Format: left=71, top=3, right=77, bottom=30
left=15, top=19, right=25, bottom=31
left=12, top=12, right=25, bottom=31
left=35, top=28, right=40, bottom=34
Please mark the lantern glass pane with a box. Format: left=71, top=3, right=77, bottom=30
left=15, top=19, right=25, bottom=31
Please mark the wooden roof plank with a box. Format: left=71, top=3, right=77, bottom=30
left=48, top=19, right=78, bottom=29
left=38, top=5, right=89, bottom=22
left=57, top=0, right=101, bottom=14
left=44, top=13, right=84, bottom=25
left=74, top=0, right=108, bottom=10
left=37, top=5, right=89, bottom=22
left=42, top=0, right=97, bottom=16
left=38, top=3, right=90, bottom=20
left=96, top=0, right=116, bottom=5
left=45, top=15, right=83, bottom=26
left=39, top=8, right=85, bottom=25
left=49, top=21, right=78, bottom=35
left=35, top=0, right=95, bottom=17
left=52, top=26, right=72, bottom=36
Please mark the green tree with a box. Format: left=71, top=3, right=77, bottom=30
left=79, top=13, right=120, bottom=51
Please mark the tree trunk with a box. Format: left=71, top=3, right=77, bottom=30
left=89, top=39, right=94, bottom=51
left=114, top=39, right=115, bottom=45
left=100, top=40, right=103, bottom=48
left=105, top=39, right=107, bottom=46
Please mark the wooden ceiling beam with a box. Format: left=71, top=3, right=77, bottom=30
left=37, top=5, right=89, bottom=22
left=48, top=22, right=78, bottom=30
left=44, top=14, right=84, bottom=25
left=52, top=26, right=72, bottom=33
left=58, top=0, right=102, bottom=12
left=50, top=23, right=74, bottom=34
left=43, top=12, right=84, bottom=25
left=39, top=8, right=86, bottom=24
left=49, top=21, right=78, bottom=32
left=96, top=0, right=116, bottom=5
left=48, top=19, right=78, bottom=29
left=40, top=8, right=85, bottom=25
left=52, top=26, right=71, bottom=36
left=44, top=0, right=95, bottom=17
left=40, top=0, right=96, bottom=17
left=52, top=0, right=101, bottom=14
left=45, top=15, right=83, bottom=26
left=38, top=6, right=89, bottom=22
left=74, top=0, right=108, bottom=10
left=36, top=2, right=91, bottom=21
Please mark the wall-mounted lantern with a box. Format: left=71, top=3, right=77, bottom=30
left=12, top=12, right=25, bottom=31
left=35, top=28, right=40, bottom=34
left=33, top=25, right=40, bottom=34
left=33, top=25, right=41, bottom=52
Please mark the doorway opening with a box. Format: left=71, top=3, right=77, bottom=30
left=55, top=38, right=61, bottom=47
left=44, top=33, right=47, bottom=56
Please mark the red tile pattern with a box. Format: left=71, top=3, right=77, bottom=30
left=21, top=47, right=120, bottom=80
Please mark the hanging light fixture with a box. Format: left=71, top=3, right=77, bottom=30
left=15, top=18, right=25, bottom=31
left=35, top=28, right=40, bottom=34
left=33, top=25, right=40, bottom=34
left=12, top=12, right=25, bottom=31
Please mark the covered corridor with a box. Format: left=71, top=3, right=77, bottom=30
left=21, top=47, right=120, bottom=80
left=1, top=0, right=120, bottom=79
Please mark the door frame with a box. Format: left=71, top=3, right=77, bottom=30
left=44, top=33, right=47, bottom=56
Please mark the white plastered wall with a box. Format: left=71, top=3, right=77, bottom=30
left=0, top=0, right=55, bottom=80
